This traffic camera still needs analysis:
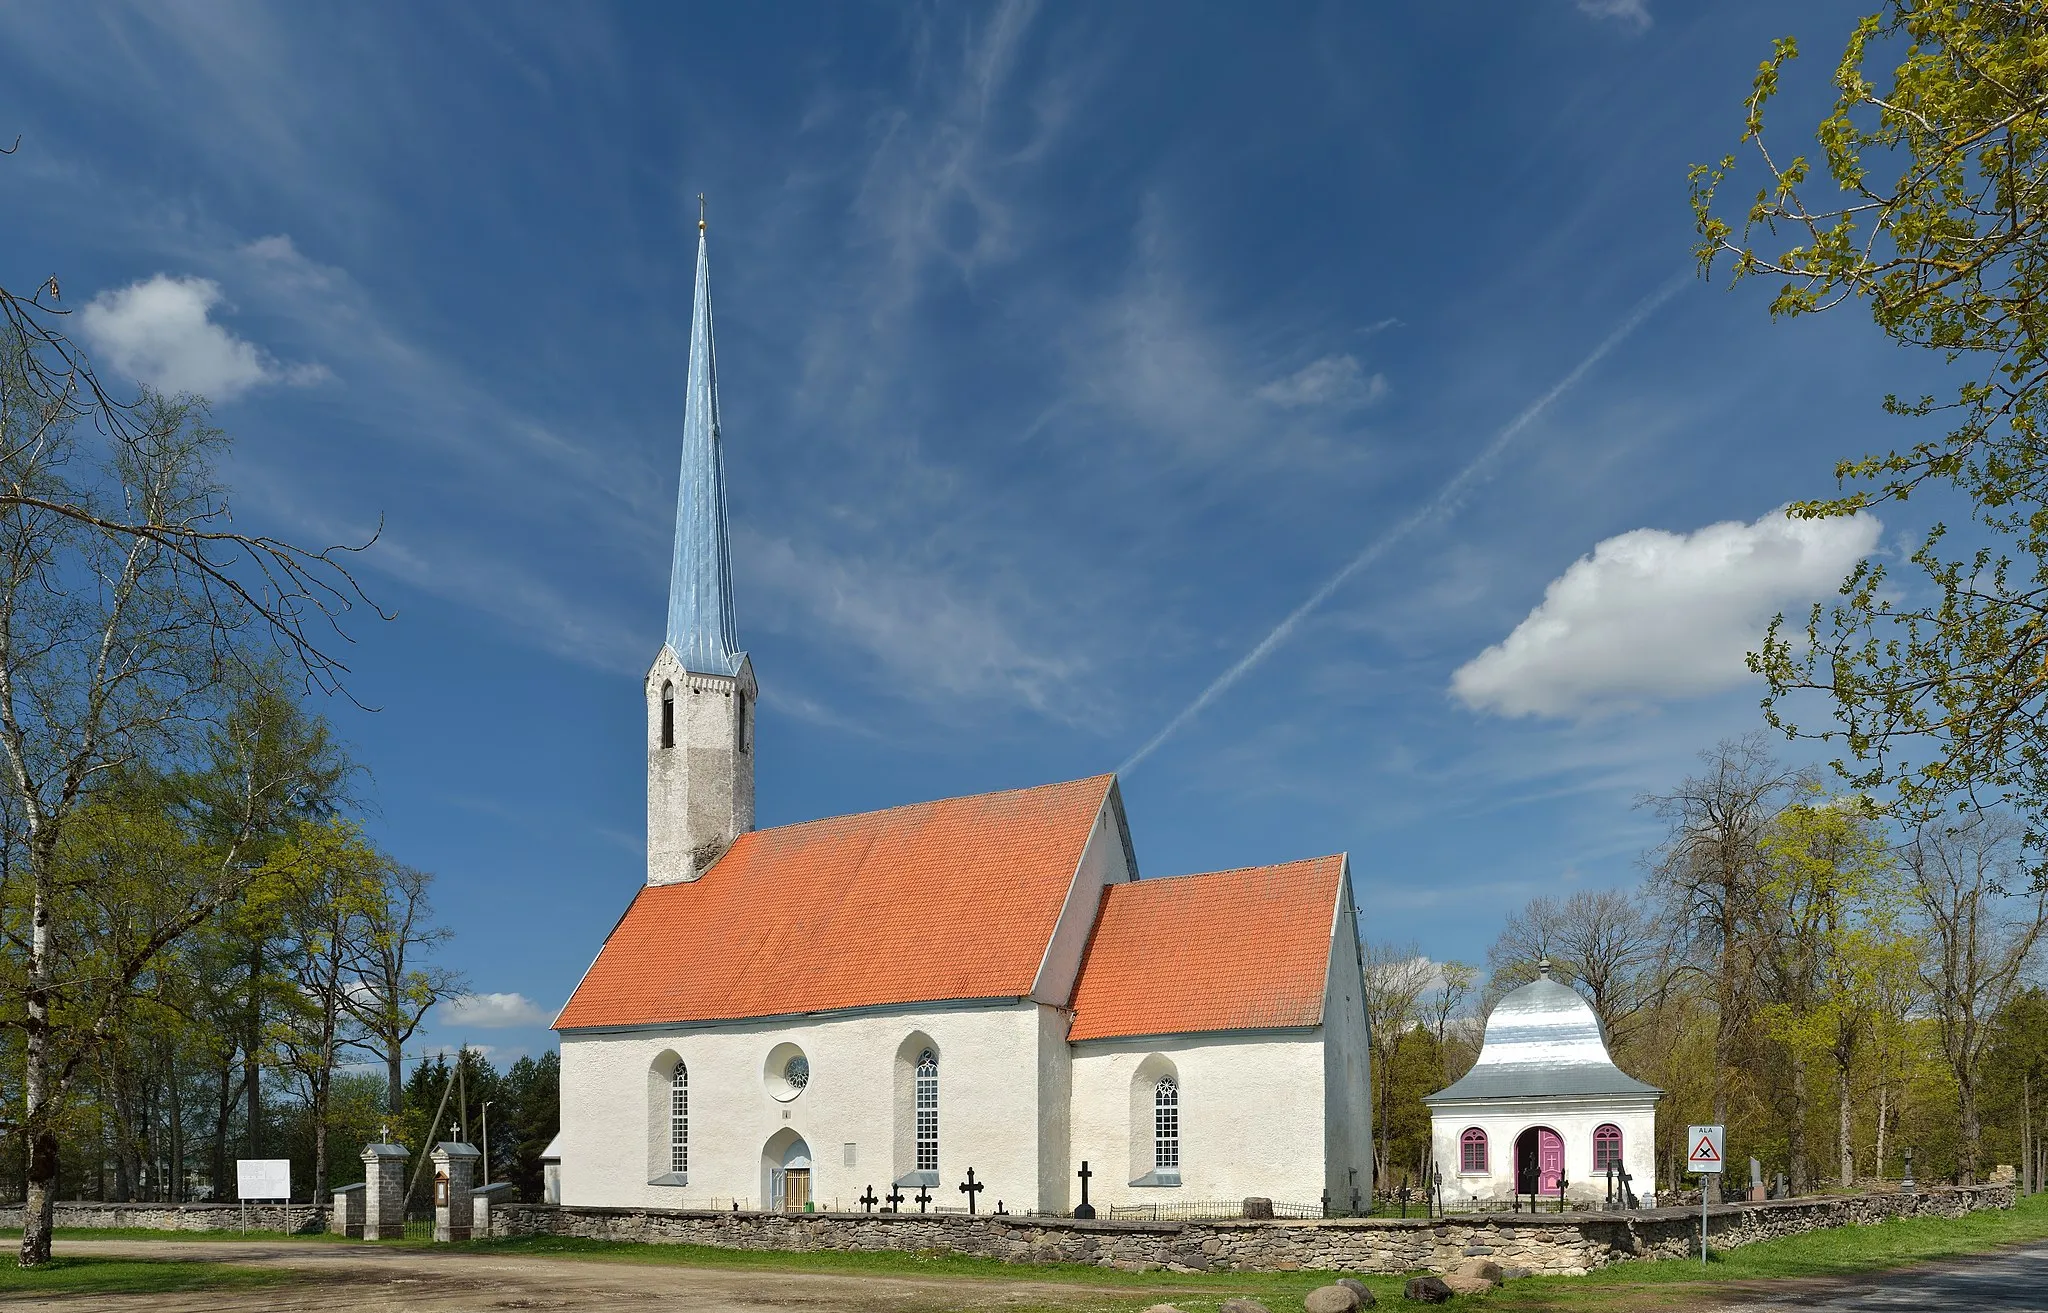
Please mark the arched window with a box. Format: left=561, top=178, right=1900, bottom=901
left=1460, top=1127, right=1488, bottom=1174
left=736, top=693, right=750, bottom=755
left=661, top=682, right=676, bottom=749
left=1154, top=1076, right=1180, bottom=1169
left=1594, top=1123, right=1622, bottom=1173
left=670, top=1064, right=689, bottom=1173
left=914, top=1049, right=939, bottom=1172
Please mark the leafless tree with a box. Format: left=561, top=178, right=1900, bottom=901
left=1907, top=812, right=2048, bottom=1182
left=1484, top=889, right=1663, bottom=1050
left=1641, top=734, right=1806, bottom=1200
left=0, top=282, right=377, bottom=1267
left=342, top=862, right=458, bottom=1116
left=1361, top=939, right=1432, bottom=1193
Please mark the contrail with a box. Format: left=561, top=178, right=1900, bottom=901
left=1117, top=271, right=1691, bottom=777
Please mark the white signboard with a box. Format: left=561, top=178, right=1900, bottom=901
left=1686, top=1125, right=1726, bottom=1174
left=236, top=1158, right=291, bottom=1200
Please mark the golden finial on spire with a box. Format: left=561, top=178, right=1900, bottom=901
left=698, top=193, right=706, bottom=232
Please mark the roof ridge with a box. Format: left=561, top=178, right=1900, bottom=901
left=1127, top=853, right=1343, bottom=885
left=742, top=772, right=1115, bottom=841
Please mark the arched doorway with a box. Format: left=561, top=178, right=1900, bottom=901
left=761, top=1129, right=813, bottom=1212
left=1514, top=1126, right=1564, bottom=1198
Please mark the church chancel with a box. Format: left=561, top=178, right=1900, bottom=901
left=551, top=215, right=1374, bottom=1216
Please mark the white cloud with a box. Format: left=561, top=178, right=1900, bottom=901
left=1256, top=354, right=1388, bottom=410
left=79, top=273, right=327, bottom=401
left=1576, top=0, right=1650, bottom=29
left=1450, top=509, right=1881, bottom=718
left=437, top=992, right=552, bottom=1029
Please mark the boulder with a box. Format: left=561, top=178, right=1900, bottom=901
left=1303, top=1285, right=1360, bottom=1313
left=1442, top=1274, right=1495, bottom=1296
left=1140, top=1306, right=1184, bottom=1313
left=1338, top=1277, right=1378, bottom=1307
left=1402, top=1276, right=1454, bottom=1304
left=1452, top=1258, right=1503, bottom=1282
left=1219, top=1301, right=1271, bottom=1313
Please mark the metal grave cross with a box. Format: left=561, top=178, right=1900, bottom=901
left=914, top=1186, right=932, bottom=1214
left=1074, top=1161, right=1096, bottom=1220
left=859, top=1185, right=879, bottom=1213
left=883, top=1186, right=905, bottom=1214
left=995, top=1200, right=1006, bottom=1215
left=959, top=1168, right=984, bottom=1215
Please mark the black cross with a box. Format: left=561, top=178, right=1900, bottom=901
left=1320, top=1188, right=1331, bottom=1218
left=959, top=1168, right=984, bottom=1215
left=915, top=1186, right=931, bottom=1213
left=1073, top=1161, right=1095, bottom=1220
left=859, top=1185, right=879, bottom=1213
left=995, top=1200, right=1006, bottom=1215
left=883, top=1186, right=904, bottom=1214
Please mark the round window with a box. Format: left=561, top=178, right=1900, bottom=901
left=763, top=1042, right=810, bottom=1101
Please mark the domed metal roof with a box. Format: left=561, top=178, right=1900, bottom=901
left=1422, top=964, right=1660, bottom=1104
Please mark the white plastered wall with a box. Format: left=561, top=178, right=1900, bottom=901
left=1068, top=1031, right=1327, bottom=1209
left=1029, top=795, right=1135, bottom=1006
left=1321, top=870, right=1374, bottom=1210
left=560, top=999, right=1069, bottom=1213
left=1427, top=1096, right=1659, bottom=1208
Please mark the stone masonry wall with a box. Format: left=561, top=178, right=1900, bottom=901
left=489, top=1184, right=2012, bottom=1276
left=0, top=1200, right=328, bottom=1234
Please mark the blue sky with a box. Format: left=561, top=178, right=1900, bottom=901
left=0, top=1, right=1938, bottom=1067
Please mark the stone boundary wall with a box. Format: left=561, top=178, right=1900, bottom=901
left=0, top=1200, right=328, bottom=1234
left=489, top=1184, right=2013, bottom=1276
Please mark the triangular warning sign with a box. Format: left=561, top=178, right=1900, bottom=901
left=1691, top=1135, right=1721, bottom=1163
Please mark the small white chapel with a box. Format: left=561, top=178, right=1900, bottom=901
left=1422, top=962, right=1660, bottom=1209
left=550, top=214, right=1375, bottom=1217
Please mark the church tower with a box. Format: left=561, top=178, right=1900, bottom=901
left=647, top=203, right=755, bottom=887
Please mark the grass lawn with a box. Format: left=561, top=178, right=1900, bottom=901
left=0, top=1193, right=2041, bottom=1309
left=0, top=1253, right=288, bottom=1297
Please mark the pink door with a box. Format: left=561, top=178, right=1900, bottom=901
left=1537, top=1129, right=1564, bottom=1195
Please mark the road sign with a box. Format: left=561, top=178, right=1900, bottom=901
left=1687, top=1125, right=1725, bottom=1174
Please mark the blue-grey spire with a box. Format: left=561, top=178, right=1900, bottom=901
left=664, top=204, right=743, bottom=676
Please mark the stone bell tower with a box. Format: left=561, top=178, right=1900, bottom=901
left=647, top=200, right=755, bottom=887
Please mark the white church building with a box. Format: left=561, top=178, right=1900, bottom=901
left=551, top=215, right=1374, bottom=1217
left=1423, top=963, right=1660, bottom=1209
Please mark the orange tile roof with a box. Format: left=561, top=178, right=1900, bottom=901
left=1065, top=855, right=1346, bottom=1042
left=556, top=775, right=1117, bottom=1030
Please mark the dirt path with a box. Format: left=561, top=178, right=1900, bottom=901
left=5, top=1238, right=1137, bottom=1312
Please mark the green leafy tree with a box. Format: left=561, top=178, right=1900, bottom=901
left=1691, top=4, right=2048, bottom=864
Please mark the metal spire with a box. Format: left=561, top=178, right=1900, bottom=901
left=664, top=198, right=743, bottom=675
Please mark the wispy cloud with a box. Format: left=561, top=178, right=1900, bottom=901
left=1256, top=354, right=1388, bottom=410
left=437, top=992, right=552, bottom=1029
left=1576, top=0, right=1651, bottom=30
left=79, top=274, right=327, bottom=401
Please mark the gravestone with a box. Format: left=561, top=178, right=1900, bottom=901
left=431, top=1141, right=481, bottom=1242
left=361, top=1140, right=409, bottom=1241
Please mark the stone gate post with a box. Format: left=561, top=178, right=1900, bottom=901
left=361, top=1141, right=410, bottom=1241
left=431, top=1142, right=481, bottom=1242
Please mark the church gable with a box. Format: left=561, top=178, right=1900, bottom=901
left=1066, top=855, right=1346, bottom=1042
left=557, top=774, right=1119, bottom=1030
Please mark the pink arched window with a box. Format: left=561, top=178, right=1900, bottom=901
left=1459, top=1127, right=1488, bottom=1174
left=1594, top=1123, right=1623, bottom=1172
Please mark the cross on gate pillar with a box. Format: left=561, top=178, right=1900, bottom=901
left=431, top=1141, right=480, bottom=1242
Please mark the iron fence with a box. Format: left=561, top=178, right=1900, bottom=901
left=1105, top=1199, right=1323, bottom=1222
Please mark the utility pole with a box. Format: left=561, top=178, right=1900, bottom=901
left=480, top=1102, right=494, bottom=1187
left=457, top=1045, right=470, bottom=1145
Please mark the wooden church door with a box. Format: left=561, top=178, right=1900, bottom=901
left=1536, top=1129, right=1564, bottom=1195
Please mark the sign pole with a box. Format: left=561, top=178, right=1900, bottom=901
left=1686, top=1124, right=1725, bottom=1268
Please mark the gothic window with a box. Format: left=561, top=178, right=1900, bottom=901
left=1460, top=1127, right=1488, bottom=1174
left=914, top=1049, right=939, bottom=1172
left=661, top=682, right=675, bottom=749
left=1594, top=1123, right=1622, bottom=1173
left=670, top=1064, right=689, bottom=1174
left=737, top=693, right=751, bottom=755
left=1154, top=1076, right=1180, bottom=1170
